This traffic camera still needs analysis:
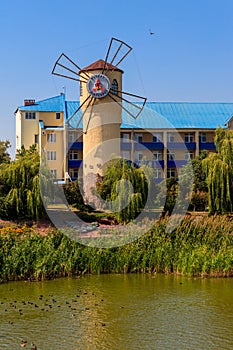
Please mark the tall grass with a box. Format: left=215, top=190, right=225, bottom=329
left=0, top=215, right=233, bottom=281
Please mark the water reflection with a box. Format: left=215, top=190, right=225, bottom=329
left=0, top=275, right=233, bottom=349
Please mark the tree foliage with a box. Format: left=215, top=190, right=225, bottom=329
left=0, top=140, right=11, bottom=164
left=203, top=127, right=233, bottom=214
left=63, top=180, right=85, bottom=210
left=0, top=145, right=45, bottom=219
left=190, top=151, right=208, bottom=211
left=97, top=159, right=149, bottom=224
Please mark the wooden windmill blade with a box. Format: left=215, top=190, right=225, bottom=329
left=52, top=37, right=147, bottom=133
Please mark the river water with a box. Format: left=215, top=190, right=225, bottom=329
left=0, top=274, right=233, bottom=350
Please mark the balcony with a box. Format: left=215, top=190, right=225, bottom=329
left=167, top=142, right=196, bottom=150
left=135, top=142, right=164, bottom=150
left=120, top=142, right=132, bottom=150
left=68, top=160, right=82, bottom=167
left=135, top=160, right=164, bottom=168
left=167, top=160, right=188, bottom=167
left=199, top=142, right=215, bottom=151
left=68, top=142, right=83, bottom=150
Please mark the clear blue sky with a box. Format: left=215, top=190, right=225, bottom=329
left=1, top=0, right=233, bottom=155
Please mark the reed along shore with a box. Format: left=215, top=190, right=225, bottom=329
left=0, top=214, right=233, bottom=282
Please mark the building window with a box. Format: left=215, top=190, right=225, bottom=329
left=167, top=133, right=175, bottom=142
left=34, top=134, right=39, bottom=144
left=167, top=168, right=176, bottom=178
left=185, top=133, right=194, bottom=143
left=111, top=79, right=118, bottom=95
left=69, top=168, right=79, bottom=179
left=167, top=152, right=175, bottom=161
left=56, top=113, right=61, bottom=120
left=25, top=112, right=36, bottom=119
left=68, top=131, right=78, bottom=143
left=69, top=151, right=79, bottom=160
left=153, top=133, right=163, bottom=143
left=153, top=151, right=163, bottom=160
left=50, top=169, right=57, bottom=178
left=199, top=132, right=207, bottom=143
left=121, top=151, right=131, bottom=160
left=135, top=134, right=143, bottom=143
left=185, top=152, right=195, bottom=160
left=135, top=152, right=143, bottom=161
left=121, top=133, right=130, bottom=142
left=47, top=133, right=56, bottom=143
left=47, top=151, right=56, bottom=161
left=155, top=169, right=163, bottom=179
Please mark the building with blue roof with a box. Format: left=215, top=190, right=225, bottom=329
left=15, top=93, right=233, bottom=181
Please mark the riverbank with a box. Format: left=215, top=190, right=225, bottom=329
left=0, top=214, right=233, bottom=282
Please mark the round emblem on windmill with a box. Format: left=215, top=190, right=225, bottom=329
left=87, top=73, right=110, bottom=98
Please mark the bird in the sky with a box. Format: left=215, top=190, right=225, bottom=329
left=149, top=28, right=155, bottom=35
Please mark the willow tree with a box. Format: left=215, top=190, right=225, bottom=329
left=202, top=127, right=233, bottom=214
left=97, top=159, right=149, bottom=224
left=0, top=140, right=11, bottom=164
left=0, top=145, right=45, bottom=219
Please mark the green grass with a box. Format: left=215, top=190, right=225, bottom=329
left=0, top=214, right=233, bottom=282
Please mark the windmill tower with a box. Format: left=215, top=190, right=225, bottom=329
left=52, top=38, right=146, bottom=207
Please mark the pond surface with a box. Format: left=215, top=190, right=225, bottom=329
left=0, top=274, right=233, bottom=349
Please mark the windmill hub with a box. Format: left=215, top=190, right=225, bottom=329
left=87, top=73, right=110, bottom=99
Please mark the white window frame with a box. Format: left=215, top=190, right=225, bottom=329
left=47, top=133, right=56, bottom=143
left=153, top=151, right=163, bottom=160
left=199, top=132, right=207, bottom=143
left=111, top=79, right=118, bottom=95
left=47, top=151, right=56, bottom=161
left=185, top=152, right=195, bottom=160
left=50, top=169, right=57, bottom=178
left=167, top=168, right=176, bottom=178
left=155, top=169, right=163, bottom=179
left=121, top=151, right=131, bottom=160
left=167, top=152, right=175, bottom=161
left=121, top=133, right=130, bottom=142
left=152, top=133, right=163, bottom=143
left=136, top=152, right=143, bottom=161
left=68, top=131, right=78, bottom=143
left=70, top=168, right=79, bottom=179
left=25, top=112, right=36, bottom=119
left=135, top=133, right=143, bottom=143
left=167, top=133, right=175, bottom=142
left=69, top=151, right=79, bottom=160
left=184, top=133, right=194, bottom=143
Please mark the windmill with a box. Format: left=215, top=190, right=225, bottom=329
left=52, top=38, right=147, bottom=206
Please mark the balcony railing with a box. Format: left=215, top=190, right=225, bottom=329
left=135, top=142, right=164, bottom=150
left=68, top=142, right=83, bottom=150
left=120, top=142, right=132, bottom=150
left=199, top=142, right=215, bottom=150
left=68, top=160, right=82, bottom=167
left=135, top=160, right=164, bottom=168
left=167, top=142, right=196, bottom=150
left=167, top=160, right=188, bottom=167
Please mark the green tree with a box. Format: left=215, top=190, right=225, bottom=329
left=156, top=177, right=178, bottom=215
left=0, top=145, right=45, bottom=219
left=0, top=140, right=11, bottom=164
left=63, top=179, right=85, bottom=210
left=97, top=159, right=148, bottom=224
left=202, top=127, right=233, bottom=214
left=190, top=151, right=208, bottom=211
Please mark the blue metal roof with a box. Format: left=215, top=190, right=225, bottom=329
left=66, top=100, right=233, bottom=129
left=18, top=94, right=66, bottom=112
left=17, top=94, right=233, bottom=130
